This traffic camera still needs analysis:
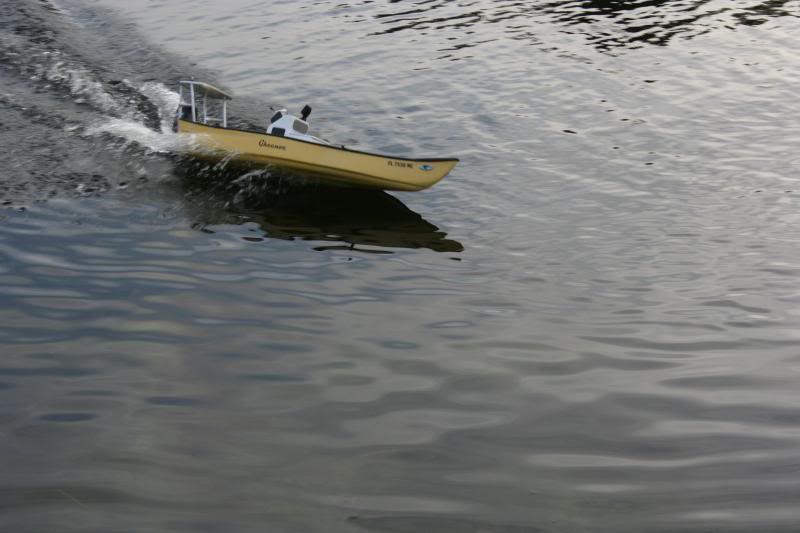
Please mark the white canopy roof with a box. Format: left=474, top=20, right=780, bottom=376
left=178, top=80, right=232, bottom=100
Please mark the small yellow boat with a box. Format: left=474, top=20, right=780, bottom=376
left=175, top=81, right=458, bottom=191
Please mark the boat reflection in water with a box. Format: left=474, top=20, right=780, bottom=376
left=174, top=160, right=464, bottom=254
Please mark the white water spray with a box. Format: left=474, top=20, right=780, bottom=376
left=84, top=81, right=193, bottom=153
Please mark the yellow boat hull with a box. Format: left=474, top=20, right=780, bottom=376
left=177, top=119, right=458, bottom=191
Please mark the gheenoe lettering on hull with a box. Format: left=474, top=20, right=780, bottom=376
left=258, top=139, right=286, bottom=151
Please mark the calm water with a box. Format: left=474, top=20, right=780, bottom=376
left=2, top=0, right=800, bottom=531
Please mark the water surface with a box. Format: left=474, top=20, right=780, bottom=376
left=2, top=0, right=800, bottom=531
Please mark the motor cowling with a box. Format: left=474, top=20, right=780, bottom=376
left=267, top=107, right=313, bottom=141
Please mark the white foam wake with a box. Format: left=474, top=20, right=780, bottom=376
left=85, top=117, right=191, bottom=153
left=44, top=59, right=121, bottom=115
left=139, top=81, right=181, bottom=133
left=83, top=81, right=191, bottom=153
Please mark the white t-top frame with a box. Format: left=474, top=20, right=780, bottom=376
left=177, top=81, right=232, bottom=128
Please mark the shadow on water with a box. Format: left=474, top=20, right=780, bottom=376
left=174, top=160, right=464, bottom=254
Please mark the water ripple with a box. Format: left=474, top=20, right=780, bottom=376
left=3, top=0, right=800, bottom=531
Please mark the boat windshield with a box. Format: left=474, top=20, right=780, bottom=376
left=293, top=120, right=309, bottom=134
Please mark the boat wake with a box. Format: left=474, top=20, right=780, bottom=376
left=0, top=0, right=209, bottom=206
left=82, top=80, right=187, bottom=154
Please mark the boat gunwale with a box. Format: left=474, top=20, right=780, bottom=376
left=178, top=118, right=460, bottom=163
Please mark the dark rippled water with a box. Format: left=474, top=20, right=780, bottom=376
left=2, top=0, right=800, bottom=531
